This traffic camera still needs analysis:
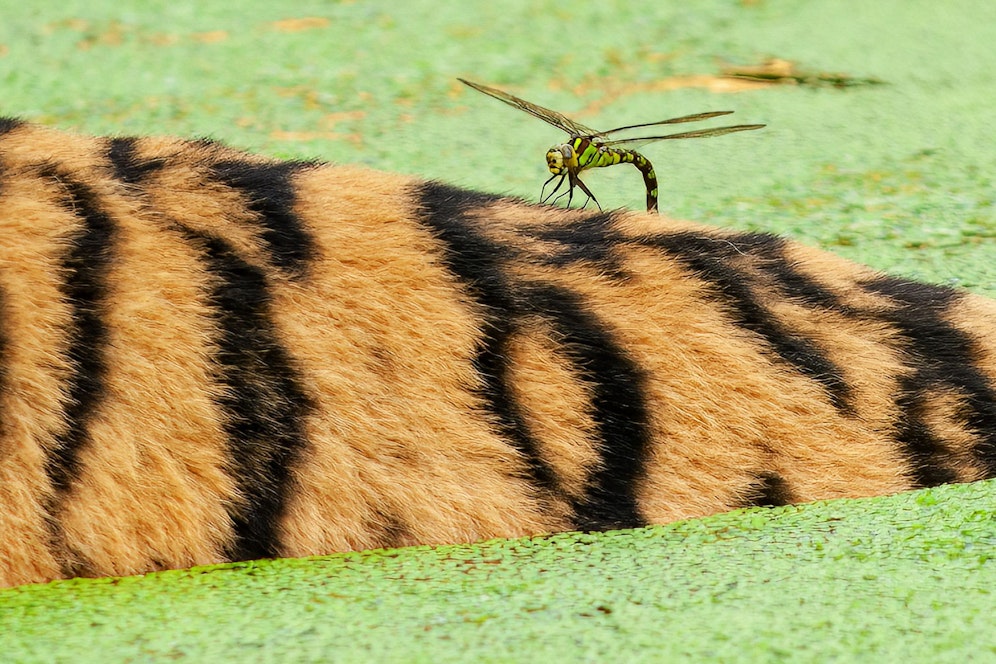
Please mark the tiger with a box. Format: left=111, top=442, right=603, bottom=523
left=0, top=116, right=994, bottom=588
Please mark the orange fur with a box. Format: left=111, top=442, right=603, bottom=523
left=1, top=119, right=994, bottom=587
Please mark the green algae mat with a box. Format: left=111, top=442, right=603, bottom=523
left=2, top=0, right=995, bottom=661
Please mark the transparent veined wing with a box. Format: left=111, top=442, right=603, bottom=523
left=598, top=124, right=766, bottom=150
left=594, top=111, right=735, bottom=136
left=458, top=78, right=600, bottom=138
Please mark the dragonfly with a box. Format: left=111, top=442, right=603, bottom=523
left=458, top=78, right=765, bottom=213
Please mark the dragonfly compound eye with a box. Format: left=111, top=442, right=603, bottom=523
left=546, top=148, right=566, bottom=174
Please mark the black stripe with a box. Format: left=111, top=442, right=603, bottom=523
left=0, top=117, right=24, bottom=135
left=44, top=172, right=114, bottom=496
left=636, top=231, right=854, bottom=413
left=747, top=236, right=848, bottom=311
left=526, top=211, right=629, bottom=278
left=863, top=277, right=996, bottom=482
left=414, top=183, right=653, bottom=529
left=521, top=284, right=649, bottom=530
left=210, top=160, right=317, bottom=278
left=369, top=511, right=411, bottom=550
left=741, top=471, right=794, bottom=508
left=413, top=182, right=560, bottom=494
left=107, top=137, right=166, bottom=184
left=105, top=142, right=318, bottom=558
left=180, top=228, right=312, bottom=561
left=743, top=239, right=995, bottom=482
left=673, top=234, right=994, bottom=483
left=742, top=241, right=979, bottom=483
left=107, top=143, right=317, bottom=558
left=890, top=378, right=960, bottom=486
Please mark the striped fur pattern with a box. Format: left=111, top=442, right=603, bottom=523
left=1, top=117, right=994, bottom=587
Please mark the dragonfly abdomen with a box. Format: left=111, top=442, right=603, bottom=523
left=586, top=146, right=659, bottom=213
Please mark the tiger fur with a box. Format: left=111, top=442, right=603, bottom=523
left=0, top=117, right=994, bottom=588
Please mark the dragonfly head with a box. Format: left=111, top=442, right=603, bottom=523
left=545, top=144, right=575, bottom=175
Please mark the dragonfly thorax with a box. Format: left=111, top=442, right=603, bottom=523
left=546, top=137, right=602, bottom=176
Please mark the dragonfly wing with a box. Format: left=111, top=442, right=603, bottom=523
left=598, top=124, right=766, bottom=149
left=596, top=111, right=735, bottom=136
left=458, top=78, right=600, bottom=138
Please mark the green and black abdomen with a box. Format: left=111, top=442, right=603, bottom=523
left=595, top=148, right=659, bottom=213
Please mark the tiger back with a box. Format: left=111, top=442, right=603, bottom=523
left=1, top=117, right=994, bottom=587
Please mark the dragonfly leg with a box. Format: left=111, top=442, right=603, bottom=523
left=571, top=173, right=601, bottom=211
left=549, top=171, right=576, bottom=207
left=541, top=172, right=567, bottom=204
left=551, top=185, right=573, bottom=207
